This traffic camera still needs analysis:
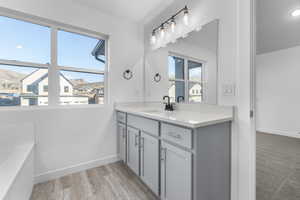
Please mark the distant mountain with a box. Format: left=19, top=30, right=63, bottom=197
left=0, top=69, right=26, bottom=91
left=70, top=79, right=87, bottom=86
left=0, top=69, right=25, bottom=82
left=70, top=78, right=104, bottom=88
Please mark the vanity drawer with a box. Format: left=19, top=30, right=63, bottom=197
left=117, top=112, right=126, bottom=123
left=161, top=123, right=192, bottom=149
left=127, top=114, right=159, bottom=136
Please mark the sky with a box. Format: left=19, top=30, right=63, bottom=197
left=0, top=16, right=105, bottom=83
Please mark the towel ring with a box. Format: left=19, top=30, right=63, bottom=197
left=154, top=73, right=161, bottom=82
left=123, top=69, right=133, bottom=80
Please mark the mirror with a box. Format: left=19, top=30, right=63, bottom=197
left=145, top=19, right=219, bottom=105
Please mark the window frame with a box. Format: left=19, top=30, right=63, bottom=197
left=0, top=10, right=108, bottom=108
left=168, top=52, right=206, bottom=103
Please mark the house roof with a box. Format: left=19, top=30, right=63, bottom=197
left=21, top=69, right=74, bottom=87
left=91, top=40, right=105, bottom=57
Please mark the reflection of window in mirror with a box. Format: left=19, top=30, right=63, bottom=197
left=168, top=55, right=185, bottom=103
left=168, top=54, right=204, bottom=103
left=188, top=60, right=203, bottom=103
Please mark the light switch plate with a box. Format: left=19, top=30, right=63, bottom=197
left=222, top=84, right=235, bottom=96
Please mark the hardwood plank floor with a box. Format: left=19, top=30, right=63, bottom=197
left=30, top=162, right=158, bottom=200
left=256, top=132, right=300, bottom=200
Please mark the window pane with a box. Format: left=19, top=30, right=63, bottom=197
left=189, top=82, right=202, bottom=103
left=58, top=30, right=105, bottom=71
left=0, top=65, right=48, bottom=106
left=168, top=81, right=184, bottom=103
left=168, top=56, right=184, bottom=80
left=188, top=60, right=202, bottom=82
left=59, top=70, right=104, bottom=105
left=0, top=16, right=50, bottom=64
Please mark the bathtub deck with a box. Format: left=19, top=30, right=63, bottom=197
left=30, top=161, right=158, bottom=200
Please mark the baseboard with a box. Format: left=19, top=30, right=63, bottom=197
left=34, top=155, right=120, bottom=184
left=257, top=128, right=300, bottom=139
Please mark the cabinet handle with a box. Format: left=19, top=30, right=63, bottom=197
left=127, top=130, right=130, bottom=162
left=141, top=137, right=145, bottom=176
left=160, top=147, right=166, bottom=162
left=134, top=134, right=139, bottom=147
left=162, top=147, right=167, bottom=198
left=140, top=137, right=144, bottom=149
left=168, top=132, right=182, bottom=139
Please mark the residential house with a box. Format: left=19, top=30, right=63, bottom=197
left=20, top=69, right=89, bottom=105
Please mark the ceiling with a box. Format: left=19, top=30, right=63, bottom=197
left=72, top=0, right=174, bottom=23
left=256, top=0, right=300, bottom=54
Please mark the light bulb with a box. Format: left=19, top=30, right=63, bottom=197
left=195, top=26, right=202, bottom=32
left=151, top=35, right=156, bottom=44
left=160, top=26, right=165, bottom=38
left=170, top=18, right=176, bottom=33
left=151, top=31, right=156, bottom=44
left=183, top=6, right=189, bottom=25
left=291, top=9, right=300, bottom=17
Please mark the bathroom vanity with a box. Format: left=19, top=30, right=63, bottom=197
left=115, top=103, right=233, bottom=200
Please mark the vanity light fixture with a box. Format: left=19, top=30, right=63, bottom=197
left=160, top=25, right=165, bottom=38
left=151, top=31, right=156, bottom=44
left=183, top=6, right=189, bottom=25
left=150, top=5, right=189, bottom=44
left=291, top=9, right=300, bottom=17
left=170, top=17, right=176, bottom=33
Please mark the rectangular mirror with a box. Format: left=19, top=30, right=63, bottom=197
left=145, top=19, right=219, bottom=105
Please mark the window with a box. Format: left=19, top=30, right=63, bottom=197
left=43, top=85, right=48, bottom=92
left=168, top=56, right=185, bottom=102
left=64, top=86, right=69, bottom=93
left=168, top=54, right=203, bottom=103
left=0, top=14, right=106, bottom=107
left=57, top=30, right=105, bottom=105
left=0, top=16, right=50, bottom=64
left=188, top=60, right=203, bottom=102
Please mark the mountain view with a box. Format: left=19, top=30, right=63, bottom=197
left=0, top=69, right=26, bottom=92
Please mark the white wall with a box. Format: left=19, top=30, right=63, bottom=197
left=256, top=45, right=300, bottom=138
left=0, top=0, right=144, bottom=182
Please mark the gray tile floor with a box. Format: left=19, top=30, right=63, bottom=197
left=256, top=132, right=300, bottom=200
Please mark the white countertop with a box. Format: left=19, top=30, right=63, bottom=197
left=115, top=102, right=233, bottom=128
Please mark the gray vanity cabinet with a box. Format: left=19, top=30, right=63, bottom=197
left=160, top=141, right=192, bottom=200
left=117, top=123, right=126, bottom=162
left=117, top=111, right=231, bottom=200
left=127, top=126, right=140, bottom=176
left=140, top=132, right=159, bottom=195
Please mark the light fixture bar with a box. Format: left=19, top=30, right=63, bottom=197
left=152, top=6, right=188, bottom=33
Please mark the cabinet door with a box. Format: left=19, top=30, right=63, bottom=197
left=140, top=132, right=159, bottom=195
left=117, top=123, right=126, bottom=162
left=127, top=126, right=140, bottom=175
left=161, top=142, right=192, bottom=200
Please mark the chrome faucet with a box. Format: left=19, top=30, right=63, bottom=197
left=163, top=96, right=174, bottom=111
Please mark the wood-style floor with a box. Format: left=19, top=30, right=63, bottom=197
left=30, top=162, right=158, bottom=200
left=256, top=132, right=300, bottom=200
